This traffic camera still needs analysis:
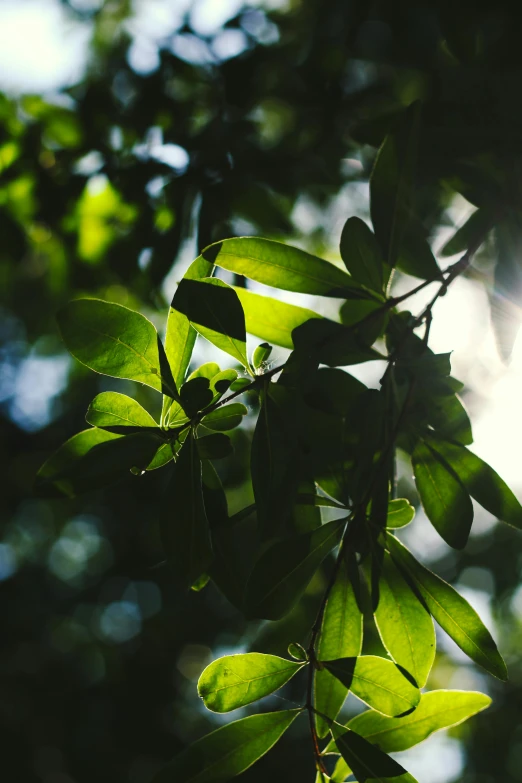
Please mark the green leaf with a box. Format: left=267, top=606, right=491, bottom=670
left=322, top=656, right=420, bottom=717
left=386, top=499, right=415, bottom=528
left=147, top=441, right=175, bottom=471
left=151, top=709, right=301, bottom=783
left=427, top=393, right=473, bottom=445
left=412, top=439, right=473, bottom=549
left=296, top=494, right=347, bottom=511
left=57, top=299, right=176, bottom=396
left=334, top=689, right=491, bottom=754
left=196, top=433, right=233, bottom=460
left=187, top=362, right=221, bottom=382
left=165, top=256, right=213, bottom=389
left=440, top=208, right=492, bottom=257
left=425, top=436, right=522, bottom=529
left=252, top=342, right=273, bottom=369
left=292, top=319, right=382, bottom=368
left=161, top=432, right=213, bottom=588
left=234, top=286, right=322, bottom=349
left=201, top=236, right=373, bottom=297
left=315, top=558, right=363, bottom=737
left=288, top=642, right=307, bottom=662
left=172, top=277, right=248, bottom=368
left=86, top=391, right=157, bottom=430
left=374, top=552, right=435, bottom=688
left=290, top=479, right=322, bottom=534
left=396, top=224, right=441, bottom=281
left=244, top=518, right=345, bottom=620
left=251, top=384, right=299, bottom=539
left=180, top=377, right=214, bottom=417
left=332, top=723, right=408, bottom=783
left=35, top=428, right=162, bottom=497
left=387, top=534, right=507, bottom=680
left=198, top=653, right=304, bottom=712
left=201, top=403, right=248, bottom=431
left=340, top=217, right=385, bottom=293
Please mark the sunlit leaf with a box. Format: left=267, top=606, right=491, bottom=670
left=198, top=653, right=304, bottom=712
left=412, top=439, right=473, bottom=549
left=322, top=656, right=420, bottom=717
left=58, top=299, right=177, bottom=396
left=374, top=552, right=435, bottom=687
left=387, top=534, right=507, bottom=680
left=330, top=689, right=491, bottom=755
left=201, top=236, right=374, bottom=297
left=233, top=286, right=322, bottom=348
left=245, top=518, right=345, bottom=620
left=86, top=391, right=157, bottom=430
left=386, top=499, right=415, bottom=528
left=315, top=558, right=363, bottom=737
left=151, top=709, right=301, bottom=783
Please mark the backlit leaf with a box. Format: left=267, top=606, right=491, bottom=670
left=322, top=656, right=420, bottom=717
left=234, top=286, right=322, bottom=349
left=86, top=391, right=157, bottom=430
left=332, top=723, right=408, bottom=783
left=201, top=236, right=373, bottom=297
left=57, top=299, right=176, bottom=396
left=201, top=403, right=248, bottom=431
left=315, top=559, right=363, bottom=737
left=198, top=653, right=304, bottom=712
left=151, top=709, right=301, bottom=783
left=386, top=499, right=415, bottom=528
left=387, top=534, right=507, bottom=680
left=412, top=439, right=473, bottom=549
left=374, top=552, right=435, bottom=687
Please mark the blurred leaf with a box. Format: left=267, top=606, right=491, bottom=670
left=151, top=710, right=301, bottom=783
left=315, top=558, right=363, bottom=737
left=387, top=534, right=507, bottom=680
left=86, top=391, right=157, bottom=430
left=161, top=432, right=213, bottom=588
left=173, top=277, right=248, bottom=367
left=234, top=286, right=322, bottom=348
left=58, top=299, right=176, bottom=396
left=252, top=342, right=273, bottom=369
left=244, top=518, right=345, bottom=620
left=202, top=236, right=373, bottom=297
left=374, top=552, right=435, bottom=688
left=396, top=224, right=441, bottom=281
left=386, top=499, right=415, bottom=528
left=340, top=217, right=385, bottom=293
left=198, top=653, right=304, bottom=712
left=201, top=403, right=247, bottom=431
left=412, top=439, right=474, bottom=549
left=441, top=208, right=492, bottom=256
left=322, top=656, right=420, bottom=717
left=292, top=319, right=382, bottom=368
left=370, top=103, right=421, bottom=269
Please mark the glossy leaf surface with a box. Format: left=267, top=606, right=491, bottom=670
left=86, top=391, right=157, bottom=429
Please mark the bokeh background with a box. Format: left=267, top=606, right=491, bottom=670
left=2, top=1, right=522, bottom=781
